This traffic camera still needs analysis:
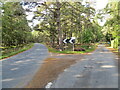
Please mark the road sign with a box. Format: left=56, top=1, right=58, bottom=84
left=63, top=39, right=70, bottom=43
left=69, top=37, right=75, bottom=44
left=63, top=37, right=76, bottom=51
left=69, top=39, right=75, bottom=44
left=63, top=37, right=75, bottom=44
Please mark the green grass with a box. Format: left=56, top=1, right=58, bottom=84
left=48, top=45, right=97, bottom=54
left=0, top=43, right=34, bottom=59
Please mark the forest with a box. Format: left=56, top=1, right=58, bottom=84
left=1, top=0, right=119, bottom=58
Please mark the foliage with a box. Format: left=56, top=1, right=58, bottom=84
left=2, top=2, right=33, bottom=47
left=33, top=2, right=103, bottom=50
left=2, top=1, right=118, bottom=53
left=102, top=1, right=120, bottom=49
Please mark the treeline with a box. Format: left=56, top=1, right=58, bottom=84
left=102, top=0, right=120, bottom=49
left=2, top=1, right=119, bottom=50
left=2, top=2, right=33, bottom=47
left=33, top=2, right=103, bottom=50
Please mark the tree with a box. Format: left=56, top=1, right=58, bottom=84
left=2, top=2, right=33, bottom=47
left=102, top=0, right=119, bottom=48
left=31, top=1, right=103, bottom=50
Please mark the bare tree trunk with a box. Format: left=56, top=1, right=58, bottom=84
left=56, top=1, right=63, bottom=51
left=70, top=9, right=73, bottom=37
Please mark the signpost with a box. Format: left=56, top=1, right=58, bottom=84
left=63, top=37, right=76, bottom=51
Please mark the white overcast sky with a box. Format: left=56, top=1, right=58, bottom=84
left=95, top=0, right=108, bottom=26
left=95, top=0, right=108, bottom=10
left=82, top=0, right=108, bottom=10
left=82, top=0, right=108, bottom=26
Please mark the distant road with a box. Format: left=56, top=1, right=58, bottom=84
left=2, top=43, right=49, bottom=88
left=51, top=45, right=118, bottom=88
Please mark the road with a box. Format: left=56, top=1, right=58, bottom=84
left=2, top=43, right=49, bottom=88
left=51, top=45, right=118, bottom=88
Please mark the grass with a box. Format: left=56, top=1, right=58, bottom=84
left=0, top=43, right=34, bottom=59
left=48, top=44, right=97, bottom=54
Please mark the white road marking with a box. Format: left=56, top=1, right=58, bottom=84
left=11, top=68, right=18, bottom=71
left=2, top=79, right=14, bottom=82
left=74, top=74, right=84, bottom=78
left=101, top=65, right=116, bottom=68
left=45, top=82, right=53, bottom=88
left=64, top=69, right=68, bottom=72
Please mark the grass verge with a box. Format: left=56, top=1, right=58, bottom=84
left=0, top=43, right=34, bottom=60
left=48, top=44, right=97, bottom=54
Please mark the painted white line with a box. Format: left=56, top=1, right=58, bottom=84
left=64, top=69, right=68, bottom=72
left=11, top=68, right=18, bottom=71
left=74, top=74, right=84, bottom=78
left=2, top=78, right=14, bottom=82
left=101, top=65, right=116, bottom=68
left=45, top=82, right=53, bottom=88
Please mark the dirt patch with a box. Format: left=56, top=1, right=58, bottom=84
left=25, top=54, right=83, bottom=88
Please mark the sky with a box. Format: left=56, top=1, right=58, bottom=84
left=95, top=0, right=108, bottom=26
left=82, top=0, right=108, bottom=10
left=21, top=0, right=109, bottom=28
left=82, top=0, right=108, bottom=26
left=95, top=0, right=108, bottom=10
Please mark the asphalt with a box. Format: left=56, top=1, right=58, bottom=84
left=2, top=43, right=49, bottom=88
left=51, top=45, right=118, bottom=88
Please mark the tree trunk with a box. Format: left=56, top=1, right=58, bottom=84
left=56, top=1, right=63, bottom=51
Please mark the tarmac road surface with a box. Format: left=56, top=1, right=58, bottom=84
left=2, top=43, right=48, bottom=88
left=51, top=45, right=118, bottom=88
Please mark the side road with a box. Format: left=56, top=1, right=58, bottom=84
left=51, top=45, right=118, bottom=88
left=2, top=43, right=49, bottom=88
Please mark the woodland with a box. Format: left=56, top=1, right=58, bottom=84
left=1, top=1, right=119, bottom=57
